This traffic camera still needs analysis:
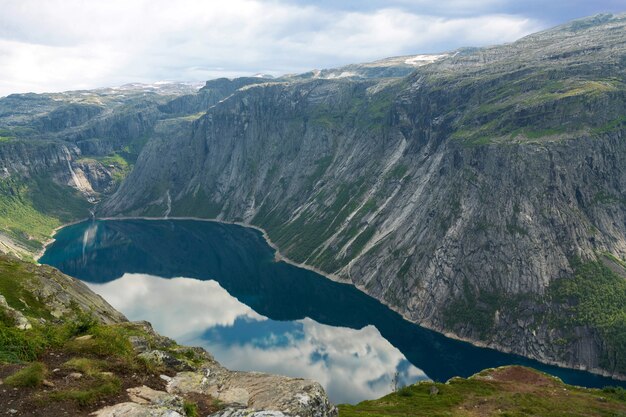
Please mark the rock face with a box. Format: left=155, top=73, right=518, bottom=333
left=167, top=365, right=336, bottom=417
left=0, top=254, right=126, bottom=324
left=99, top=14, right=626, bottom=378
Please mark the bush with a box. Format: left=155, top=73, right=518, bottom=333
left=184, top=400, right=199, bottom=417
left=4, top=362, right=46, bottom=387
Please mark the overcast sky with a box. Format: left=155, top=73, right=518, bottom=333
left=0, top=0, right=623, bottom=96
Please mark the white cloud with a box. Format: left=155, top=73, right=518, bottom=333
left=87, top=273, right=428, bottom=404
left=201, top=318, right=427, bottom=404
left=87, top=273, right=266, bottom=337
left=0, top=0, right=543, bottom=96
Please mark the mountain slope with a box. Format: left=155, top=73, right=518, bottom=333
left=99, top=14, right=626, bottom=379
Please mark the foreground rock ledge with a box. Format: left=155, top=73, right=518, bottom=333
left=92, top=321, right=337, bottom=417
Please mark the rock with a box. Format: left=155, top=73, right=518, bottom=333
left=167, top=363, right=337, bottom=417
left=96, top=13, right=626, bottom=378
left=138, top=350, right=191, bottom=372
left=129, top=336, right=150, bottom=353
left=429, top=386, right=439, bottom=395
left=0, top=294, right=31, bottom=330
left=90, top=402, right=183, bottom=417
left=127, top=386, right=184, bottom=410
left=75, top=334, right=93, bottom=341
left=67, top=372, right=83, bottom=380
left=42, top=380, right=55, bottom=388
left=210, top=409, right=286, bottom=417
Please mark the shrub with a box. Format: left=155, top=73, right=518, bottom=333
left=4, top=362, right=46, bottom=387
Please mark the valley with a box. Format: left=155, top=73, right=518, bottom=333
left=0, top=11, right=625, bottom=417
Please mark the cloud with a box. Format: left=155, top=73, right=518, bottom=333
left=200, top=318, right=427, bottom=404
left=87, top=273, right=266, bottom=337
left=87, top=273, right=428, bottom=404
left=0, top=0, right=549, bottom=96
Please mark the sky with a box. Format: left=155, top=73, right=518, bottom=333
left=0, top=0, right=623, bottom=96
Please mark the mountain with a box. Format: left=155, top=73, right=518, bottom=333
left=96, top=13, right=626, bottom=379
left=0, top=12, right=623, bottom=383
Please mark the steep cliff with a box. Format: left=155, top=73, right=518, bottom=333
left=0, top=83, right=210, bottom=255
left=99, top=14, right=626, bottom=378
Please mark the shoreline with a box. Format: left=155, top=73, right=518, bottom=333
left=40, top=215, right=626, bottom=383
left=35, top=217, right=92, bottom=262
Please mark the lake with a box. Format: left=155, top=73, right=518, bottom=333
left=40, top=219, right=626, bottom=404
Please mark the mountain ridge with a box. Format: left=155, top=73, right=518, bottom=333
left=97, top=13, right=626, bottom=379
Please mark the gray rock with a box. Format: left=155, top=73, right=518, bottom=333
left=98, top=13, right=626, bottom=378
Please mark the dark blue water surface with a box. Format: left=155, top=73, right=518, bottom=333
left=40, top=219, right=625, bottom=403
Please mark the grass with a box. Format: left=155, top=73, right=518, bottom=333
left=62, top=357, right=105, bottom=376
left=450, top=76, right=626, bottom=146
left=0, top=175, right=91, bottom=250
left=338, top=367, right=626, bottom=417
left=549, top=258, right=626, bottom=373
left=94, top=153, right=132, bottom=183
left=49, top=374, right=122, bottom=406
left=4, top=362, right=47, bottom=387
left=184, top=400, right=199, bottom=417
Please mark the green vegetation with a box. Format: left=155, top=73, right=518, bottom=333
left=450, top=76, right=626, bottom=146
left=338, top=366, right=626, bottom=417
left=63, top=357, right=106, bottom=376
left=96, top=153, right=132, bottom=183
left=50, top=374, right=122, bottom=406
left=261, top=180, right=368, bottom=267
left=184, top=400, right=200, bottom=417
left=443, top=287, right=505, bottom=338
left=4, top=362, right=46, bottom=387
left=0, top=176, right=90, bottom=250
left=172, top=189, right=224, bottom=218
left=385, top=164, right=408, bottom=181
left=549, top=258, right=626, bottom=373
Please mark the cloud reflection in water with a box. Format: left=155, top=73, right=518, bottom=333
left=88, top=273, right=426, bottom=404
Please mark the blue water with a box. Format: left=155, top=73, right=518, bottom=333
left=40, top=219, right=626, bottom=403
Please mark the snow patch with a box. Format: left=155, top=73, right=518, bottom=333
left=404, top=54, right=449, bottom=66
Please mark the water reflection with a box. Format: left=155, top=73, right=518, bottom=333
left=88, top=273, right=425, bottom=403
left=40, top=219, right=626, bottom=404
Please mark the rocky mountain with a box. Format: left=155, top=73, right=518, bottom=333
left=97, top=13, right=626, bottom=379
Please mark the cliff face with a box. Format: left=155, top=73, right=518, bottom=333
left=99, top=14, right=626, bottom=377
left=0, top=83, right=219, bottom=254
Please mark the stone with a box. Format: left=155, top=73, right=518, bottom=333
left=129, top=336, right=150, bottom=353
left=138, top=350, right=191, bottom=372
left=67, top=372, right=83, bottom=379
left=90, top=402, right=183, bottom=417
left=167, top=364, right=337, bottom=417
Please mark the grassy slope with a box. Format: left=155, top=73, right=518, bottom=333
left=549, top=258, right=626, bottom=373
left=339, top=366, right=626, bottom=417
left=0, top=255, right=215, bottom=415
left=0, top=176, right=91, bottom=253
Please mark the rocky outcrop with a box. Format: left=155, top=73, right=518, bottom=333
left=0, top=255, right=337, bottom=416
left=0, top=254, right=126, bottom=324
left=99, top=14, right=626, bottom=378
